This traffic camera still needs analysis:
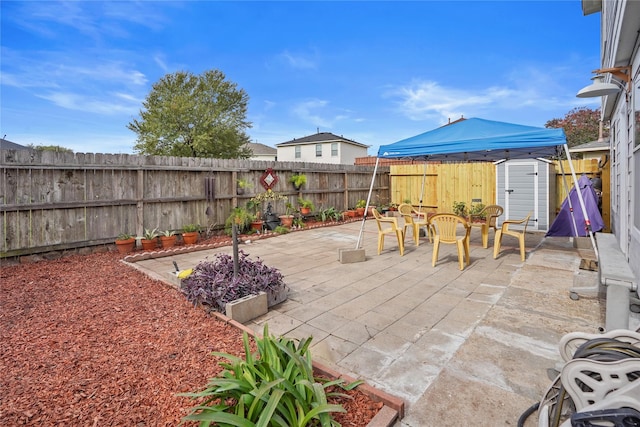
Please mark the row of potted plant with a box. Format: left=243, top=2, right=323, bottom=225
left=115, top=224, right=201, bottom=254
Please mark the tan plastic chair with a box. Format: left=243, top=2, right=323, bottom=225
left=430, top=213, right=470, bottom=270
left=372, top=208, right=405, bottom=256
left=469, top=204, right=504, bottom=248
left=398, top=203, right=430, bottom=246
left=493, top=212, right=531, bottom=261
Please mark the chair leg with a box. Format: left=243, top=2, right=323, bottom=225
left=493, top=230, right=502, bottom=259
left=396, top=230, right=405, bottom=256
left=518, top=235, right=525, bottom=261
left=456, top=241, right=465, bottom=270
left=482, top=225, right=489, bottom=248
left=432, top=239, right=440, bottom=266
left=464, top=238, right=470, bottom=266
left=378, top=234, right=384, bottom=255
left=414, top=225, right=420, bottom=246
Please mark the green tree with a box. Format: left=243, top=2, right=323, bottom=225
left=128, top=70, right=253, bottom=158
left=545, top=107, right=605, bottom=148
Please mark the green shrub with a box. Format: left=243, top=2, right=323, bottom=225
left=469, top=203, right=486, bottom=219
left=452, top=201, right=467, bottom=217
left=289, top=174, right=307, bottom=188
left=180, top=325, right=362, bottom=426
left=225, top=207, right=253, bottom=235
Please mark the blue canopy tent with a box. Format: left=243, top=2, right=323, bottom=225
left=357, top=118, right=596, bottom=255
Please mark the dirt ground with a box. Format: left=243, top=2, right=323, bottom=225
left=1, top=227, right=381, bottom=426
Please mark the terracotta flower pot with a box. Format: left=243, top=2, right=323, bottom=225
left=279, top=215, right=294, bottom=228
left=300, top=207, right=311, bottom=215
left=115, top=238, right=135, bottom=254
left=356, top=207, right=365, bottom=217
left=182, top=231, right=199, bottom=245
left=160, top=235, right=177, bottom=249
left=140, top=238, right=157, bottom=251
left=250, top=220, right=264, bottom=231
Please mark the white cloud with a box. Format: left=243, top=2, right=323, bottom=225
left=291, top=99, right=332, bottom=128
left=388, top=65, right=585, bottom=126
left=38, top=91, right=139, bottom=115
left=279, top=50, right=317, bottom=70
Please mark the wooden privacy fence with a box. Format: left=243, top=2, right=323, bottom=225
left=0, top=150, right=389, bottom=258
left=389, top=163, right=496, bottom=212
left=390, top=159, right=607, bottom=222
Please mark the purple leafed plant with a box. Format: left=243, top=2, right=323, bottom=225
left=180, top=250, right=287, bottom=312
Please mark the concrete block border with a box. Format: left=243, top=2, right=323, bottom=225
left=211, top=311, right=404, bottom=426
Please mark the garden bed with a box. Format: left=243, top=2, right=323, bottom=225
left=1, top=242, right=385, bottom=425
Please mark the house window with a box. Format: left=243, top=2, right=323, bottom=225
left=331, top=143, right=338, bottom=157
left=315, top=144, right=322, bottom=157
left=295, top=146, right=301, bottom=159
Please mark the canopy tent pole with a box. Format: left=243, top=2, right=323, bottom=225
left=356, top=157, right=380, bottom=249
left=563, top=144, right=598, bottom=259
left=556, top=158, right=581, bottom=236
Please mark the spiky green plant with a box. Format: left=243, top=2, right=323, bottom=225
left=180, top=325, right=362, bottom=426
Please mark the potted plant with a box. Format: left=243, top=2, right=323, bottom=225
left=244, top=199, right=264, bottom=232
left=137, top=227, right=159, bottom=251
left=452, top=201, right=468, bottom=218
left=181, top=249, right=289, bottom=311
left=225, top=206, right=253, bottom=235
left=355, top=199, right=366, bottom=216
left=115, top=233, right=135, bottom=254
left=182, top=223, right=200, bottom=245
left=298, top=197, right=315, bottom=215
left=279, top=202, right=295, bottom=228
left=251, top=190, right=287, bottom=231
left=468, top=203, right=486, bottom=222
left=289, top=173, right=307, bottom=190
left=160, top=229, right=177, bottom=249
left=236, top=178, right=252, bottom=195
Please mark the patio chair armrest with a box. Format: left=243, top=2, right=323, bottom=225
left=378, top=216, right=400, bottom=226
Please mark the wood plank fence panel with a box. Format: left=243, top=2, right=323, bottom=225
left=391, top=160, right=608, bottom=229
left=391, top=163, right=496, bottom=213
left=1, top=150, right=389, bottom=257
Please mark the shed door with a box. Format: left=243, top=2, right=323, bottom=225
left=504, top=162, right=538, bottom=230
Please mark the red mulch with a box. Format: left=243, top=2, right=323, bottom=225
left=0, top=221, right=382, bottom=426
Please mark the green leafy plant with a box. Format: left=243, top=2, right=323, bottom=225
left=274, top=225, right=290, bottom=234
left=137, top=227, right=160, bottom=240
left=289, top=174, right=307, bottom=188
left=284, top=202, right=295, bottom=216
left=180, top=324, right=362, bottom=426
left=298, top=197, right=315, bottom=211
left=237, top=178, right=253, bottom=189
left=293, top=216, right=306, bottom=228
left=317, top=207, right=342, bottom=222
left=468, top=203, right=486, bottom=219
left=225, top=206, right=253, bottom=235
left=452, top=201, right=467, bottom=218
left=160, top=229, right=176, bottom=237
left=182, top=223, right=201, bottom=233
left=116, top=232, right=134, bottom=241
left=355, top=199, right=366, bottom=209
left=403, top=198, right=412, bottom=204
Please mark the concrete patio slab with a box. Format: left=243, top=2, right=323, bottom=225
left=128, top=220, right=640, bottom=426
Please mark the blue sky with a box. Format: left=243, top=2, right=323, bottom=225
left=1, top=1, right=601, bottom=156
